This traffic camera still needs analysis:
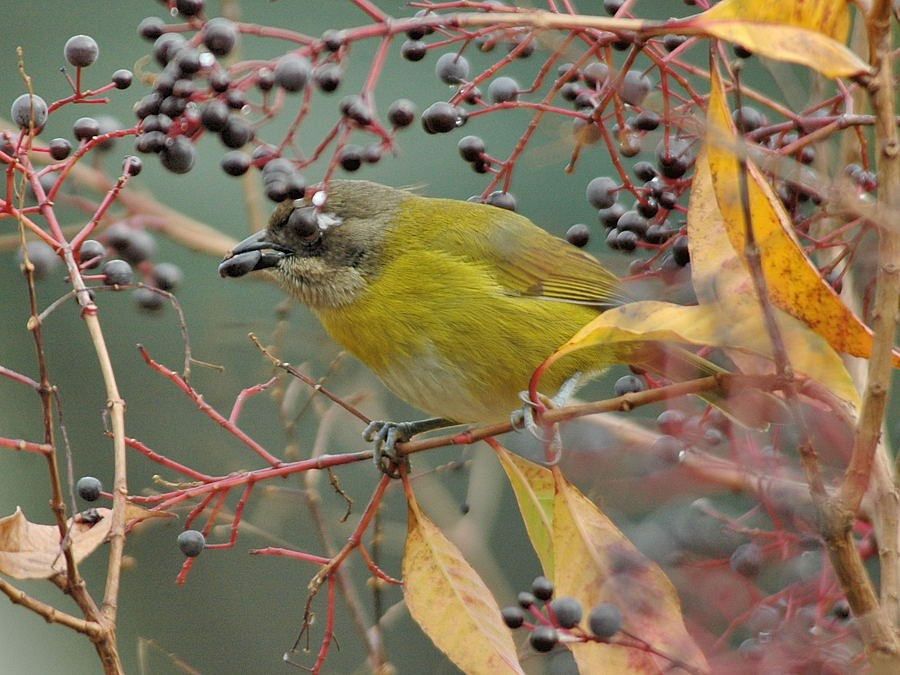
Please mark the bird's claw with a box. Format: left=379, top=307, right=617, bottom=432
left=509, top=374, right=582, bottom=466
left=363, top=420, right=413, bottom=477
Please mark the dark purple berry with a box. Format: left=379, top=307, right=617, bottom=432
left=549, top=597, right=583, bottom=629
left=486, top=191, right=517, bottom=211
left=73, top=117, right=100, bottom=142
left=672, top=235, right=690, bottom=266
left=501, top=606, right=525, bottom=629
left=619, top=70, right=653, bottom=106
left=730, top=542, right=764, bottom=577
left=220, top=115, right=254, bottom=148
left=457, top=135, right=485, bottom=162
left=76, top=476, right=102, bottom=501
left=387, top=99, right=416, bottom=128
left=435, top=52, right=469, bottom=84
left=531, top=575, right=554, bottom=601
left=175, top=0, right=204, bottom=17
left=488, top=76, right=519, bottom=103
left=203, top=18, right=238, bottom=56
left=589, top=603, right=622, bottom=638
left=137, top=17, right=166, bottom=41
left=614, top=374, right=645, bottom=395
left=401, top=39, right=427, bottom=62
left=160, top=136, right=196, bottom=174
left=529, top=626, right=558, bottom=653
left=79, top=239, right=106, bottom=268
left=153, top=33, right=187, bottom=66
left=566, top=223, right=590, bottom=247
left=112, top=69, right=133, bottom=89
left=221, top=150, right=251, bottom=176
left=152, top=262, right=183, bottom=291
left=102, top=259, right=134, bottom=286
left=11, top=94, right=48, bottom=133
left=421, top=101, right=459, bottom=134
left=65, top=35, right=99, bottom=68
left=313, top=63, right=342, bottom=93
left=339, top=95, right=373, bottom=126
left=200, top=100, right=229, bottom=131
left=122, top=156, right=143, bottom=176
left=177, top=529, right=206, bottom=557
left=338, top=144, right=363, bottom=172
left=48, top=138, right=72, bottom=161
left=274, top=54, right=311, bottom=92
left=583, top=61, right=609, bottom=87
left=586, top=176, right=618, bottom=209
left=134, top=286, right=165, bottom=311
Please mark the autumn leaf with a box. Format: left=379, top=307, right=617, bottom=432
left=695, top=0, right=851, bottom=41
left=666, top=0, right=867, bottom=79
left=0, top=504, right=172, bottom=580
left=403, top=493, right=524, bottom=675
left=551, top=468, right=709, bottom=673
left=699, top=61, right=899, bottom=369
left=496, top=446, right=555, bottom=577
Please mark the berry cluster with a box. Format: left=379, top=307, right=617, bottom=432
left=4, top=30, right=186, bottom=312
left=132, top=4, right=422, bottom=201
left=500, top=576, right=624, bottom=655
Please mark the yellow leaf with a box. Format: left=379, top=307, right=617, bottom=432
left=702, top=62, right=897, bottom=368
left=670, top=0, right=866, bottom=78
left=495, top=445, right=555, bottom=577
left=403, top=495, right=524, bottom=674
left=551, top=469, right=709, bottom=673
left=552, top=300, right=860, bottom=408
left=698, top=0, right=851, bottom=42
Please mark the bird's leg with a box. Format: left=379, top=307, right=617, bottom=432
left=511, top=373, right=582, bottom=466
left=363, top=417, right=454, bottom=476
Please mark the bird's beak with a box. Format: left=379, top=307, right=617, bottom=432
left=218, top=230, right=293, bottom=278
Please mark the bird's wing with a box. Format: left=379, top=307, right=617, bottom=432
left=418, top=200, right=629, bottom=308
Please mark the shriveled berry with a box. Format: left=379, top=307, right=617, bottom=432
left=177, top=529, right=206, bottom=557
left=76, top=476, right=102, bottom=501
left=65, top=35, right=99, bottom=68
left=582, top=61, right=609, bottom=87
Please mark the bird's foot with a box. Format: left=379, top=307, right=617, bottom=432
left=363, top=417, right=452, bottom=476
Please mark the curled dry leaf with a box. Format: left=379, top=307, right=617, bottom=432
left=0, top=504, right=171, bottom=580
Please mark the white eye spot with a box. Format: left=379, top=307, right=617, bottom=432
left=317, top=213, right=342, bottom=230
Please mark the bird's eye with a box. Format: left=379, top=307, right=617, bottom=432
left=286, top=206, right=321, bottom=241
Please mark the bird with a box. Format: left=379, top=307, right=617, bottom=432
left=219, top=180, right=730, bottom=465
